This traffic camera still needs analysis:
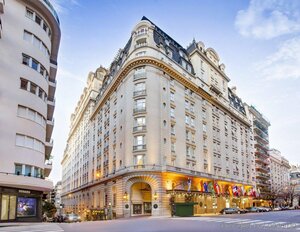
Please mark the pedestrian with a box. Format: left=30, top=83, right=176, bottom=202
left=104, top=207, right=108, bottom=220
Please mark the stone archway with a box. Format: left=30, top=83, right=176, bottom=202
left=130, top=182, right=152, bottom=215
left=124, top=175, right=160, bottom=217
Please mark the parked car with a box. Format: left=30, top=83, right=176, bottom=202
left=246, top=207, right=261, bottom=212
left=220, top=208, right=241, bottom=214
left=273, top=207, right=282, bottom=211
left=258, top=207, right=271, bottom=212
left=64, top=213, right=81, bottom=223
left=237, top=208, right=248, bottom=214
left=281, top=206, right=290, bottom=210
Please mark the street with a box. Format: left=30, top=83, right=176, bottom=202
left=0, top=210, right=299, bottom=232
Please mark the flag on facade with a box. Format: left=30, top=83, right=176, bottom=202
left=204, top=182, right=208, bottom=192
left=187, top=178, right=192, bottom=192
left=214, top=182, right=220, bottom=195
left=199, top=180, right=203, bottom=192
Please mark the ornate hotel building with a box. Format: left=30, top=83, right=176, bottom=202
left=0, top=0, right=60, bottom=221
left=269, top=149, right=290, bottom=195
left=248, top=106, right=271, bottom=200
left=61, top=17, right=256, bottom=218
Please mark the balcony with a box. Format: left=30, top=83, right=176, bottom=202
left=210, top=83, right=222, bottom=95
left=48, top=79, right=57, bottom=99
left=44, top=160, right=53, bottom=177
left=133, top=89, right=146, bottom=97
left=47, top=98, right=55, bottom=119
left=133, top=125, right=146, bottom=133
left=45, top=139, right=53, bottom=160
left=133, top=107, right=146, bottom=114
left=46, top=119, right=54, bottom=140
left=133, top=72, right=146, bottom=81
left=0, top=172, right=53, bottom=192
left=255, top=134, right=269, bottom=145
left=256, top=164, right=270, bottom=173
left=0, top=0, right=4, bottom=13
left=133, top=144, right=146, bottom=151
left=135, top=42, right=148, bottom=49
left=256, top=172, right=270, bottom=180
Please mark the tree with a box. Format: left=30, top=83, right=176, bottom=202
left=43, top=201, right=57, bottom=217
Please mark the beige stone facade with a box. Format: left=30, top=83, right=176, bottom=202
left=269, top=149, right=290, bottom=194
left=0, top=0, right=60, bottom=222
left=61, top=17, right=257, bottom=219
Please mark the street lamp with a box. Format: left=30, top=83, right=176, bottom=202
left=123, top=192, right=128, bottom=200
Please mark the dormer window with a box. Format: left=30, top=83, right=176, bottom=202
left=166, top=47, right=173, bottom=58
left=136, top=27, right=148, bottom=36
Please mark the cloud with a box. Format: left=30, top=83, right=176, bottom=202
left=51, top=0, right=80, bottom=14
left=235, top=0, right=300, bottom=39
left=256, top=37, right=300, bottom=80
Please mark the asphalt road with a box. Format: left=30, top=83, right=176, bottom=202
left=1, top=210, right=299, bottom=232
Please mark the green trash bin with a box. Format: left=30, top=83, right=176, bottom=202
left=174, top=203, right=197, bottom=217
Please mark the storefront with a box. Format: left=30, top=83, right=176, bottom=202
left=0, top=187, right=42, bottom=222
left=164, top=173, right=255, bottom=215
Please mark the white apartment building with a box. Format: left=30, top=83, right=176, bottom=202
left=269, top=149, right=290, bottom=194
left=62, top=17, right=257, bottom=219
left=0, top=0, right=60, bottom=222
left=248, top=106, right=271, bottom=204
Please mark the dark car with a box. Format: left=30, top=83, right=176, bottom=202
left=246, top=207, right=261, bottom=212
left=220, top=208, right=239, bottom=215
left=237, top=208, right=248, bottom=214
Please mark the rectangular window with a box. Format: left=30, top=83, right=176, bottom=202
left=171, top=142, right=175, bottom=152
left=191, top=118, right=195, bottom=127
left=16, top=134, right=25, bottom=147
left=33, top=36, right=40, bottom=48
left=135, top=117, right=145, bottom=126
left=26, top=9, right=34, bottom=19
left=40, top=65, right=45, bottom=76
left=38, top=88, right=43, bottom=98
left=15, top=164, right=22, bottom=175
left=185, top=100, right=189, bottom=109
left=22, top=54, right=30, bottom=66
left=134, top=154, right=144, bottom=165
left=43, top=22, right=48, bottom=32
left=35, top=15, right=41, bottom=25
left=31, top=59, right=38, bottom=71
left=25, top=165, right=31, bottom=176
left=134, top=82, right=145, bottom=91
left=28, top=109, right=36, bottom=121
left=135, top=135, right=144, bottom=145
left=170, top=107, right=175, bottom=118
left=135, top=99, right=145, bottom=109
left=171, top=124, right=175, bottom=134
left=30, top=83, right=37, bottom=94
left=25, top=136, right=34, bottom=148
left=170, top=92, right=175, bottom=101
left=185, top=115, right=190, bottom=124
left=20, top=79, right=28, bottom=90
left=23, top=31, right=32, bottom=42
left=17, top=105, right=27, bottom=117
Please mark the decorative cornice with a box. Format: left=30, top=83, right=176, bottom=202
left=90, top=57, right=251, bottom=127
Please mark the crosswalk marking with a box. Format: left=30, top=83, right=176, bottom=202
left=172, top=217, right=300, bottom=230
left=0, top=224, right=64, bottom=232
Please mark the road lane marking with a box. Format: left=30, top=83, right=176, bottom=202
left=236, top=220, right=262, bottom=224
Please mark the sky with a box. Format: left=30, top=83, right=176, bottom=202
left=49, top=0, right=300, bottom=184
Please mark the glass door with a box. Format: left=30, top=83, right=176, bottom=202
left=1, top=195, right=16, bottom=221
left=143, top=202, right=152, bottom=214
